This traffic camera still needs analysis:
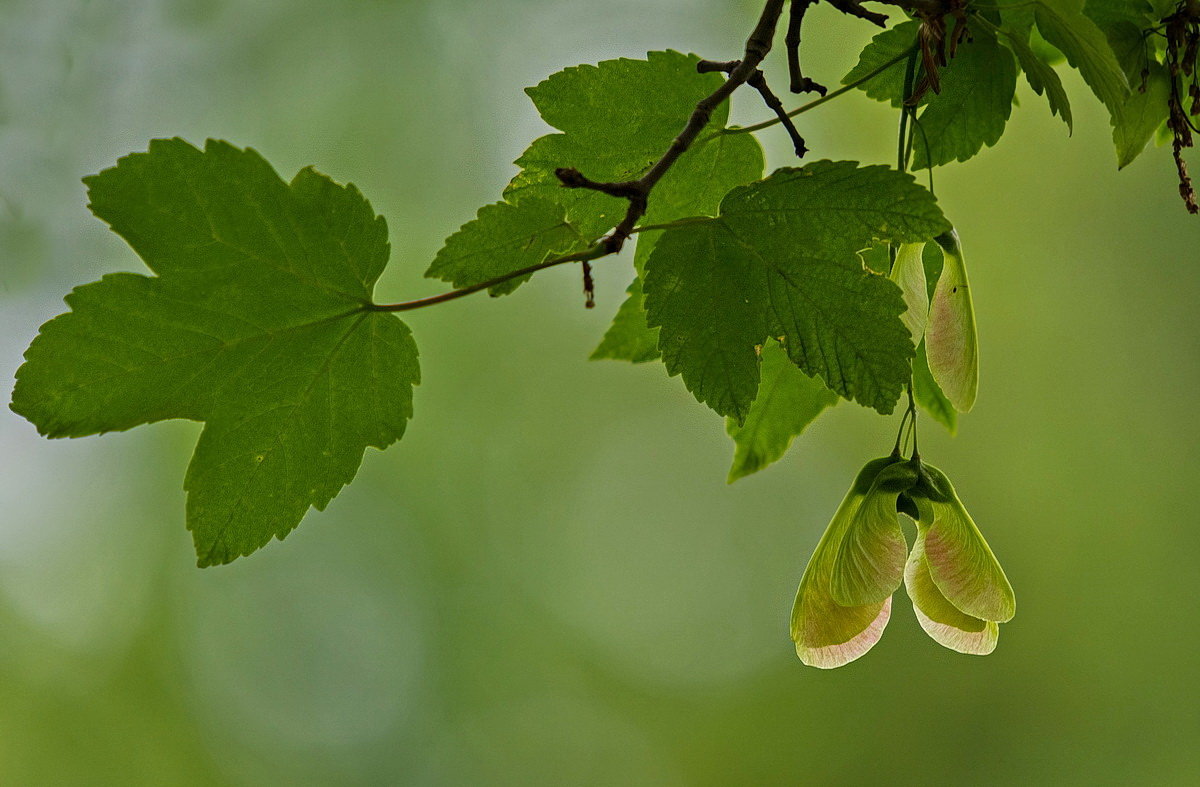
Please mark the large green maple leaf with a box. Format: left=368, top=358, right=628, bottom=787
left=10, top=138, right=420, bottom=566
left=642, top=161, right=951, bottom=422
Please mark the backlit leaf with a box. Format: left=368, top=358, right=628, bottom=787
left=11, top=139, right=420, bottom=566
left=725, top=341, right=838, bottom=482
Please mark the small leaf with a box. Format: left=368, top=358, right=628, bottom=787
left=1084, top=0, right=1158, bottom=33
left=910, top=22, right=1020, bottom=169
left=514, top=52, right=766, bottom=364
left=644, top=161, right=950, bottom=421
left=1148, top=0, right=1180, bottom=17
left=843, top=21, right=922, bottom=108
left=847, top=20, right=1020, bottom=167
left=1094, top=17, right=1156, bottom=81
left=590, top=275, right=661, bottom=363
left=643, top=223, right=766, bottom=421
left=792, top=457, right=901, bottom=669
left=725, top=342, right=838, bottom=482
left=425, top=198, right=585, bottom=295
left=925, top=231, right=979, bottom=413
left=1035, top=0, right=1131, bottom=115
left=507, top=51, right=764, bottom=239
left=1113, top=62, right=1172, bottom=169
left=999, top=2, right=1036, bottom=40
left=591, top=141, right=762, bottom=363
left=998, top=21, right=1075, bottom=130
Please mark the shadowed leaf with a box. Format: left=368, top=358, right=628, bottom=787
left=644, top=161, right=949, bottom=421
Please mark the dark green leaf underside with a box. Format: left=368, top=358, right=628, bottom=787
left=643, top=161, right=950, bottom=422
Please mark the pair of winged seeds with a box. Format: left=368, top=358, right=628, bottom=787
left=791, top=455, right=1015, bottom=668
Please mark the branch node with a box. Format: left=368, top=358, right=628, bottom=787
left=697, top=59, right=740, bottom=74
left=554, top=167, right=589, bottom=188
left=373, top=0, right=921, bottom=314
left=826, top=0, right=888, bottom=28
left=747, top=69, right=809, bottom=157
left=555, top=167, right=643, bottom=199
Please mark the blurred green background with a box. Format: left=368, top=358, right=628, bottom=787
left=1, top=0, right=1198, bottom=784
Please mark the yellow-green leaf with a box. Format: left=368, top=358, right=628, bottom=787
left=725, top=341, right=838, bottom=482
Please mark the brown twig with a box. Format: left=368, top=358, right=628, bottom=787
left=787, top=1, right=826, bottom=95
left=827, top=0, right=889, bottom=27
left=554, top=0, right=791, bottom=256
left=582, top=261, right=595, bottom=308
left=371, top=0, right=924, bottom=314
left=699, top=58, right=809, bottom=156
left=722, top=44, right=915, bottom=136
left=368, top=247, right=611, bottom=313
left=747, top=70, right=810, bottom=157
left=1165, top=1, right=1200, bottom=213
left=872, top=0, right=944, bottom=16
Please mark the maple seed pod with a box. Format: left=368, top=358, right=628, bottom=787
left=791, top=457, right=917, bottom=669
left=888, top=242, right=929, bottom=345
left=926, top=230, right=979, bottom=413
left=904, top=464, right=1015, bottom=655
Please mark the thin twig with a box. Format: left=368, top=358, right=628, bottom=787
left=722, top=46, right=915, bottom=136
left=787, top=1, right=826, bottom=95
left=898, top=47, right=918, bottom=172
left=368, top=218, right=717, bottom=313
left=582, top=261, right=595, bottom=308
left=827, top=0, right=889, bottom=27
left=368, top=246, right=609, bottom=313
left=699, top=58, right=808, bottom=156
left=556, top=0, right=790, bottom=255
left=747, top=70, right=810, bottom=156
